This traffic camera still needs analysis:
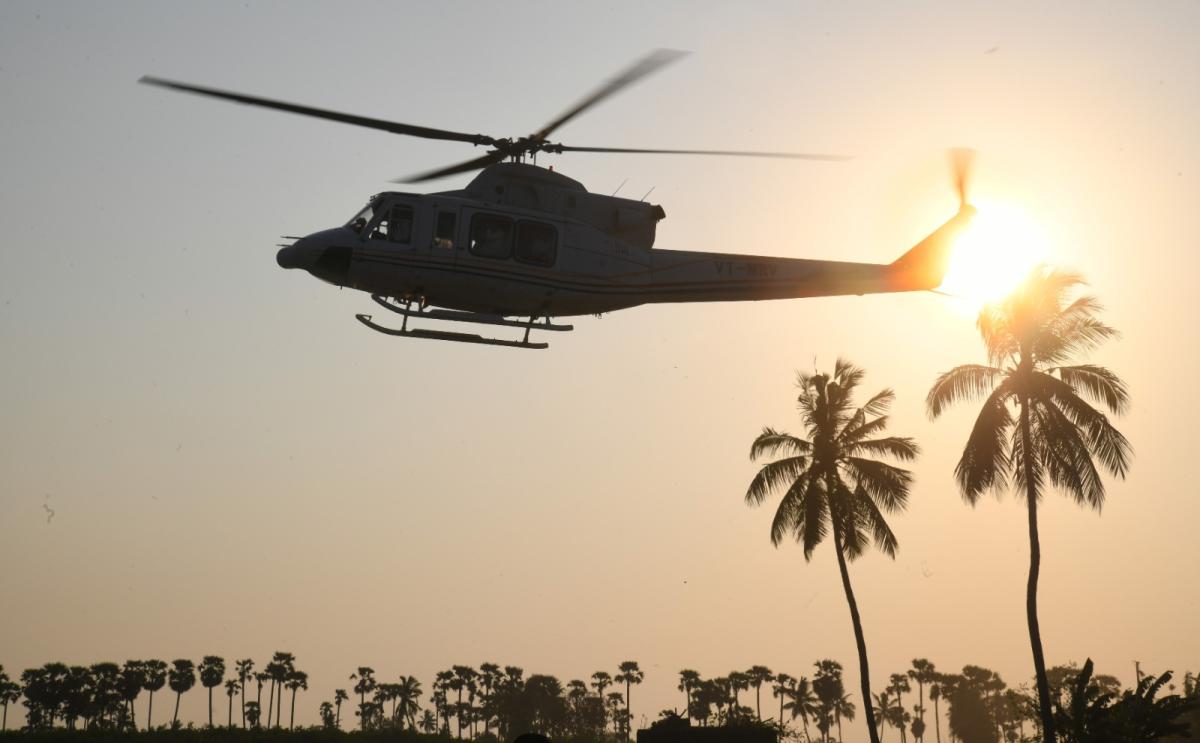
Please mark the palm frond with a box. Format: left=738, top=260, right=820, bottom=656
left=1035, top=401, right=1106, bottom=510
left=746, top=455, right=810, bottom=506
left=1055, top=364, right=1130, bottom=415
left=1010, top=406, right=1046, bottom=500
left=955, top=383, right=1015, bottom=503
left=839, top=414, right=890, bottom=445
left=769, top=474, right=806, bottom=547
left=846, top=436, right=920, bottom=462
left=749, top=427, right=813, bottom=461
left=843, top=456, right=913, bottom=512
left=1033, top=372, right=1132, bottom=478
left=927, top=364, right=1005, bottom=418
left=799, top=475, right=829, bottom=560
left=859, top=388, right=895, bottom=418
left=977, top=306, right=1019, bottom=365
left=856, top=488, right=899, bottom=558
left=834, top=483, right=868, bottom=561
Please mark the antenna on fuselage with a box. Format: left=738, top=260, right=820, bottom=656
left=611, top=178, right=628, bottom=197
left=640, top=186, right=655, bottom=201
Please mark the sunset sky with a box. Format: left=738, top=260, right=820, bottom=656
left=1, top=2, right=1197, bottom=740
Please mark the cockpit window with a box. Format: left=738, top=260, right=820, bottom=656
left=469, top=213, right=513, bottom=259
left=371, top=205, right=414, bottom=244
left=347, top=202, right=378, bottom=235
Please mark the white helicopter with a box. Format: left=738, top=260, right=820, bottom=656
left=141, top=51, right=975, bottom=349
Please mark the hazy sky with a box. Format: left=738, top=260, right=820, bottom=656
left=1, top=2, right=1197, bottom=739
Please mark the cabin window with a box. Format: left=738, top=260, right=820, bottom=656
left=469, top=213, right=512, bottom=259
left=371, top=205, right=414, bottom=244
left=347, top=201, right=378, bottom=234
left=514, top=220, right=557, bottom=267
left=435, top=211, right=457, bottom=249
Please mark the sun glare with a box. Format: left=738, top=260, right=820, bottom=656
left=940, top=201, right=1049, bottom=311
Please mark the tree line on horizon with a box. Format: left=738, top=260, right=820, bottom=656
left=1, top=656, right=1197, bottom=743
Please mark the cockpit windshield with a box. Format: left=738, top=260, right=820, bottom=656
left=346, top=200, right=380, bottom=235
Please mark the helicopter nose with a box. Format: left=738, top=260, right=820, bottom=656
left=276, top=231, right=353, bottom=286
left=277, top=238, right=316, bottom=270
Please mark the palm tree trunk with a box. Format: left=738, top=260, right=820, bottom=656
left=208, top=686, right=214, bottom=728
left=173, top=692, right=181, bottom=726
left=933, top=697, right=941, bottom=743
left=833, top=528, right=882, bottom=743
left=229, top=694, right=233, bottom=728
left=837, top=713, right=843, bottom=743
left=755, top=686, right=762, bottom=720
left=779, top=692, right=785, bottom=727
left=277, top=683, right=284, bottom=728
left=241, top=681, right=246, bottom=729
left=1021, top=401, right=1057, bottom=743
left=626, top=680, right=632, bottom=742
left=3, top=701, right=8, bottom=731
left=290, top=688, right=297, bottom=730
left=267, top=681, right=275, bottom=730
left=335, top=700, right=341, bottom=728
left=147, top=690, right=154, bottom=731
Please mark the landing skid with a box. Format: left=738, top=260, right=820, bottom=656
left=356, top=296, right=572, bottom=349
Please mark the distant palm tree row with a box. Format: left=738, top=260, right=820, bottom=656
left=745, top=268, right=1132, bottom=743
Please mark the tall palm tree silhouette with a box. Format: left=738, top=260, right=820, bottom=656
left=0, top=666, right=21, bottom=732
left=224, top=679, right=239, bottom=728
left=269, top=652, right=295, bottom=728
left=728, top=671, right=750, bottom=717
left=772, top=673, right=795, bottom=726
left=678, top=670, right=701, bottom=723
left=352, top=667, right=377, bottom=732
left=747, top=360, right=919, bottom=743
left=167, top=659, right=195, bottom=727
left=253, top=671, right=269, bottom=728
left=591, top=671, right=613, bottom=731
left=142, top=660, right=167, bottom=730
left=285, top=670, right=307, bottom=730
left=119, top=660, right=146, bottom=730
left=198, top=656, right=225, bottom=728
left=615, top=661, right=644, bottom=740
left=745, top=666, right=774, bottom=720
left=234, top=659, right=254, bottom=729
left=334, top=688, right=348, bottom=729
left=908, top=659, right=937, bottom=742
left=927, top=267, right=1131, bottom=743
left=928, top=679, right=944, bottom=743
left=888, top=674, right=911, bottom=743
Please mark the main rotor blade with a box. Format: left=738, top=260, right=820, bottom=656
left=395, top=151, right=506, bottom=183
left=555, top=145, right=852, bottom=160
left=139, top=76, right=494, bottom=146
left=529, top=49, right=688, bottom=143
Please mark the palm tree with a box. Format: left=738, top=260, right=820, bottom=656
left=784, top=677, right=818, bottom=743
left=0, top=666, right=21, bottom=732
left=592, top=671, right=613, bottom=730
left=927, top=267, right=1131, bottom=743
left=451, top=666, right=475, bottom=739
left=728, top=671, right=751, bottom=718
left=615, top=661, right=644, bottom=740
left=396, top=675, right=422, bottom=731
left=352, top=668, right=377, bottom=732
left=908, top=660, right=937, bottom=742
left=677, top=670, right=701, bottom=723
left=253, top=672, right=269, bottom=728
left=747, top=360, right=919, bottom=743
left=872, top=691, right=895, bottom=742
left=119, top=660, right=146, bottom=730
left=235, top=660, right=254, bottom=729
left=745, top=666, right=774, bottom=721
left=772, top=673, right=796, bottom=726
left=928, top=679, right=943, bottom=743
left=269, top=652, right=295, bottom=728
left=334, top=688, right=349, bottom=729
left=285, top=670, right=308, bottom=730
left=198, top=656, right=225, bottom=728
left=224, top=680, right=239, bottom=728
left=142, top=660, right=167, bottom=730
left=889, top=674, right=911, bottom=743
left=478, top=662, right=501, bottom=736
left=168, top=659, right=196, bottom=727
left=834, top=692, right=856, bottom=743
left=421, top=709, right=437, bottom=733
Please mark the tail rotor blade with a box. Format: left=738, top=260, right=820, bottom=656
left=949, top=147, right=976, bottom=208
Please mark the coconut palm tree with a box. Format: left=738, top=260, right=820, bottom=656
left=141, top=660, right=167, bottom=731
left=928, top=679, right=944, bottom=743
left=872, top=691, right=896, bottom=742
left=168, top=659, right=195, bottom=727
left=927, top=267, right=1131, bottom=743
left=616, top=661, right=644, bottom=740
left=747, top=360, right=919, bottom=743
left=198, top=656, right=225, bottom=728
left=396, top=675, right=423, bottom=731
left=728, top=671, right=751, bottom=718
left=224, top=680, right=239, bottom=728
left=352, top=668, right=377, bottom=732
left=234, top=660, right=254, bottom=729
left=285, top=670, right=307, bottom=730
left=784, top=677, right=819, bottom=743
left=834, top=692, right=856, bottom=743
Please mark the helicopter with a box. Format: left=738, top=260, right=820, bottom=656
left=140, top=50, right=976, bottom=349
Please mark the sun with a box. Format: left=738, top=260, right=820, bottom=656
left=940, top=200, right=1049, bottom=310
